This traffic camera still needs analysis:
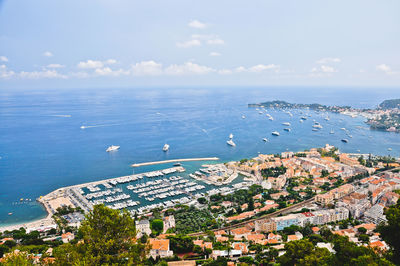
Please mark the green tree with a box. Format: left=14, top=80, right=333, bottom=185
left=378, top=200, right=400, bottom=264
left=357, top=227, right=367, bottom=234
left=0, top=251, right=33, bottom=265
left=53, top=204, right=148, bottom=265
left=278, top=239, right=316, bottom=266
left=151, top=219, right=164, bottom=234
left=168, top=234, right=194, bottom=253
left=198, top=197, right=207, bottom=204
left=358, top=234, right=370, bottom=244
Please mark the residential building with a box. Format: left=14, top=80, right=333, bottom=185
left=136, top=219, right=152, bottom=237
left=149, top=238, right=173, bottom=259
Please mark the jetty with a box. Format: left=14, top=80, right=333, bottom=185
left=131, top=157, right=219, bottom=167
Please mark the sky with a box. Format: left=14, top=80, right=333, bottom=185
left=0, top=0, right=400, bottom=89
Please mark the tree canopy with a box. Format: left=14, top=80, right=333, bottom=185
left=53, top=204, right=148, bottom=265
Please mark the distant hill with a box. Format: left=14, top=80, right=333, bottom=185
left=378, top=99, right=400, bottom=109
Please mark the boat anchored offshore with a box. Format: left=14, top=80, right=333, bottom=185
left=284, top=128, right=291, bottom=132
left=227, top=139, right=236, bottom=146
left=263, top=138, right=269, bottom=142
left=163, top=144, right=170, bottom=152
left=341, top=139, right=349, bottom=143
left=106, top=145, right=120, bottom=152
left=229, top=133, right=233, bottom=139
left=282, top=122, right=291, bottom=126
left=272, top=131, right=280, bottom=136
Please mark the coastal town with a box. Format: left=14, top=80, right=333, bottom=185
left=249, top=99, right=400, bottom=133
left=1, top=144, right=400, bottom=264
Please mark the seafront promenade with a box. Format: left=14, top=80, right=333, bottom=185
left=131, top=157, right=219, bottom=167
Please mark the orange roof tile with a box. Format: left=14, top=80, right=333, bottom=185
left=149, top=238, right=170, bottom=251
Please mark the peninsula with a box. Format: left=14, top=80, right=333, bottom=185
left=249, top=99, right=400, bottom=132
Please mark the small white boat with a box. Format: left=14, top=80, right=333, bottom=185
left=227, top=139, right=236, bottom=146
left=163, top=144, right=170, bottom=152
left=388, top=148, right=392, bottom=151
left=80, top=125, right=86, bottom=129
left=330, top=130, right=335, bottom=134
left=341, top=139, right=349, bottom=143
left=282, top=122, right=291, bottom=126
left=229, top=133, right=233, bottom=139
left=313, top=124, right=323, bottom=129
left=272, top=131, right=280, bottom=136
left=263, top=138, right=269, bottom=142
left=242, top=115, right=246, bottom=119
left=106, top=145, right=120, bottom=152
left=284, top=128, right=291, bottom=132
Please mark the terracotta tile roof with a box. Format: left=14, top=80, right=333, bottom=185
left=287, top=235, right=299, bottom=241
left=149, top=238, right=170, bottom=251
left=246, top=234, right=265, bottom=241
left=214, top=230, right=226, bottom=236
left=355, top=223, right=376, bottom=231
left=231, top=227, right=251, bottom=236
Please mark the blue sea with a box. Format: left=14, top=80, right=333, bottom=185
left=1, top=87, right=400, bottom=226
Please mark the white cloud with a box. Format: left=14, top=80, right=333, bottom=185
left=209, top=52, right=221, bottom=57
left=176, top=39, right=201, bottom=48
left=231, top=64, right=279, bottom=73
left=248, top=64, right=279, bottom=73
left=188, top=20, right=207, bottom=29
left=19, top=69, right=67, bottom=79
left=191, top=34, right=214, bottom=40
left=94, top=67, right=129, bottom=77
left=0, top=64, right=15, bottom=79
left=78, top=60, right=104, bottom=69
left=218, top=69, right=232, bottom=75
left=46, top=63, right=65, bottom=68
left=316, top=57, right=341, bottom=64
left=311, top=65, right=337, bottom=73
left=105, top=59, right=117, bottom=65
left=207, top=38, right=225, bottom=45
left=165, top=62, right=214, bottom=75
left=0, top=56, right=8, bottom=62
left=131, top=61, right=163, bottom=76
left=235, top=66, right=247, bottom=73
left=77, top=59, right=117, bottom=69
left=320, top=65, right=337, bottom=73
left=43, top=51, right=53, bottom=57
left=376, top=64, right=391, bottom=73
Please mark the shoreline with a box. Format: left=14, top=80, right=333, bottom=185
left=131, top=157, right=220, bottom=167
left=1, top=161, right=201, bottom=231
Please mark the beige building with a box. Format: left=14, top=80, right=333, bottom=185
left=254, top=219, right=277, bottom=233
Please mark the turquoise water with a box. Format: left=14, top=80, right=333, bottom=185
left=1, top=87, right=400, bottom=225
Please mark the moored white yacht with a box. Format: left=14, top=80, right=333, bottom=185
left=282, top=122, right=291, bottom=126
left=163, top=144, right=170, bottom=152
left=272, top=131, right=280, bottom=136
left=106, top=145, right=120, bottom=152
left=227, top=139, right=236, bottom=146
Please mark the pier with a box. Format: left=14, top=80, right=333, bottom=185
left=131, top=157, right=220, bottom=167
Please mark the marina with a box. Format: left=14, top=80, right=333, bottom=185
left=37, top=163, right=249, bottom=217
